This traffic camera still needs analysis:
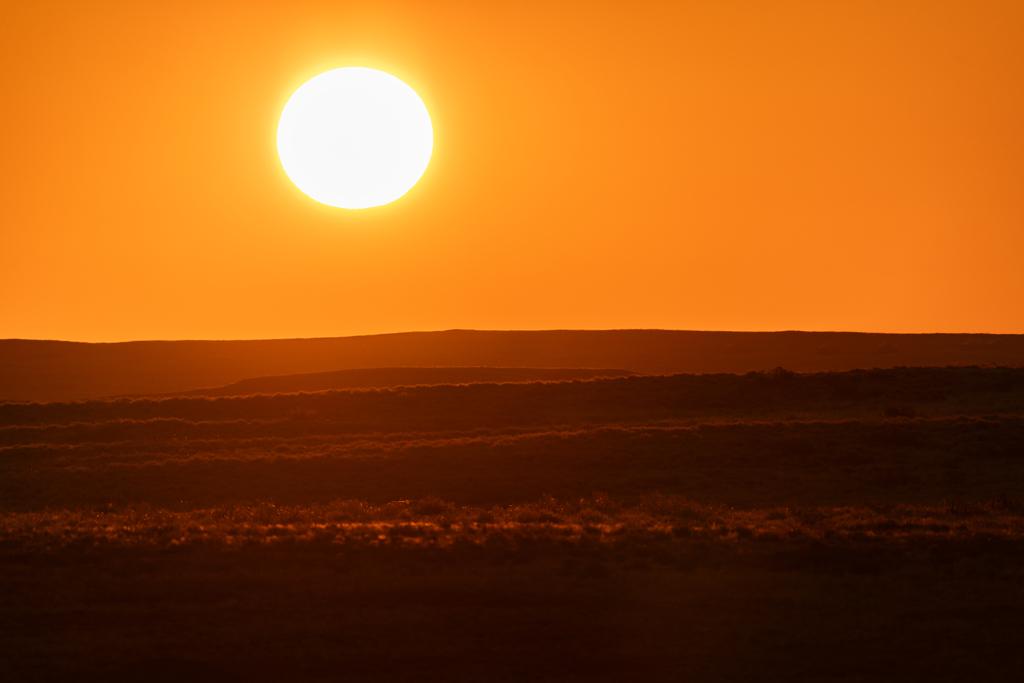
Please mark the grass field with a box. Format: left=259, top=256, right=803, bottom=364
left=3, top=367, right=1024, bottom=680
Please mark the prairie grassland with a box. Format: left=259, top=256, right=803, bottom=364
left=4, top=499, right=1024, bottom=682
left=3, top=367, right=1024, bottom=681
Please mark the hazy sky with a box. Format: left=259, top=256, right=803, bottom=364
left=2, top=0, right=1022, bottom=341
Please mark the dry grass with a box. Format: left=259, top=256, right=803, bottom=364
left=5, top=498, right=1024, bottom=552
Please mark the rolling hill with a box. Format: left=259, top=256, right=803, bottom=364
left=2, top=329, right=1024, bottom=402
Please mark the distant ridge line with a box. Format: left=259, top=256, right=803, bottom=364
left=145, top=366, right=638, bottom=399
left=3, top=327, right=1024, bottom=345
left=2, top=329, right=1023, bottom=402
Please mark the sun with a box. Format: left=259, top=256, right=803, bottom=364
left=276, top=67, right=433, bottom=210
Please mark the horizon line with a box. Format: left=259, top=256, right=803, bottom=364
left=3, top=327, right=1024, bottom=345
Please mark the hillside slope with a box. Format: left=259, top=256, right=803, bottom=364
left=3, top=366, right=1023, bottom=510
left=2, top=329, right=1024, bottom=401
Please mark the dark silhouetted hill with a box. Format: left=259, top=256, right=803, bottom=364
left=2, top=329, right=1023, bottom=402
left=162, top=366, right=636, bottom=398
left=3, top=365, right=1022, bottom=435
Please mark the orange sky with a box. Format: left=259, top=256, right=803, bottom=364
left=2, top=0, right=1022, bottom=341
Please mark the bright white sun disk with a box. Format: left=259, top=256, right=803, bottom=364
left=276, top=67, right=433, bottom=209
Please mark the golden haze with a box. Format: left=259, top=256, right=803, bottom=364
left=1, top=0, right=1022, bottom=341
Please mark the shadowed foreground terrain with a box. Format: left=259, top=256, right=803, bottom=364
left=3, top=367, right=1024, bottom=681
